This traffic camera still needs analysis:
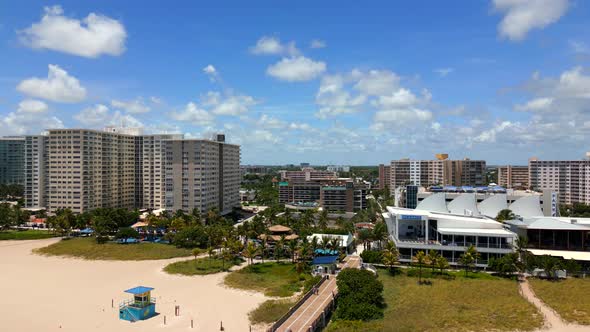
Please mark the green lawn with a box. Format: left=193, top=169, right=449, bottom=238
left=327, top=269, right=543, bottom=332
left=249, top=299, right=297, bottom=324
left=0, top=229, right=57, bottom=240
left=164, top=256, right=244, bottom=275
left=224, top=262, right=311, bottom=297
left=530, top=278, right=590, bottom=325
left=34, top=237, right=192, bottom=260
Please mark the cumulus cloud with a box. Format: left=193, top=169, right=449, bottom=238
left=18, top=5, right=127, bottom=58
left=257, top=114, right=286, bottom=129
left=250, top=36, right=299, bottom=56
left=17, top=64, right=86, bottom=103
left=203, top=64, right=220, bottom=82
left=74, top=104, right=110, bottom=126
left=111, top=97, right=151, bottom=114
left=17, top=99, right=48, bottom=113
left=515, top=97, right=553, bottom=112
left=374, top=108, right=433, bottom=124
left=209, top=94, right=257, bottom=116
left=170, top=102, right=215, bottom=126
left=1, top=100, right=63, bottom=135
left=267, top=56, right=326, bottom=82
left=310, top=39, right=326, bottom=49
left=493, top=0, right=569, bottom=41
left=353, top=70, right=400, bottom=96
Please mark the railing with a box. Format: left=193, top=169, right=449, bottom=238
left=119, top=297, right=156, bottom=309
left=267, top=276, right=328, bottom=332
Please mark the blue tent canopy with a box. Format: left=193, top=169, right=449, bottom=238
left=79, top=228, right=94, bottom=234
left=124, top=286, right=154, bottom=295
left=312, top=255, right=339, bottom=265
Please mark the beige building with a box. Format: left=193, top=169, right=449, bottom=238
left=529, top=158, right=590, bottom=205
left=378, top=164, right=390, bottom=190
left=43, top=129, right=137, bottom=213
left=497, top=165, right=529, bottom=190
left=389, top=156, right=486, bottom=192
left=279, top=168, right=337, bottom=181
left=164, top=135, right=240, bottom=214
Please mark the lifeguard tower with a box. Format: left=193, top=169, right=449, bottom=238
left=119, top=286, right=157, bottom=322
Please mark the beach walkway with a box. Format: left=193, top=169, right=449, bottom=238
left=274, top=256, right=361, bottom=332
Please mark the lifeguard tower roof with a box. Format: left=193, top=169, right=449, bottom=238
left=124, top=286, right=154, bottom=294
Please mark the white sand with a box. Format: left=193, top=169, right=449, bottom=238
left=0, top=239, right=268, bottom=332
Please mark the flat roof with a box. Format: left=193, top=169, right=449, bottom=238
left=124, top=286, right=154, bottom=295
left=527, top=249, right=590, bottom=261
left=437, top=227, right=515, bottom=237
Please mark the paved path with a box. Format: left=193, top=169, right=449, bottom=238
left=275, top=256, right=361, bottom=332
left=519, top=279, right=590, bottom=332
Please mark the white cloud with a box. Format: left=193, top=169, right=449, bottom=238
left=556, top=67, right=590, bottom=98
left=1, top=100, right=63, bottom=135
left=515, top=97, right=553, bottom=112
left=210, top=95, right=257, bottom=116
left=473, top=121, right=515, bottom=143
left=150, top=96, right=162, bottom=104
left=17, top=64, right=86, bottom=103
left=353, top=70, right=400, bottom=96
left=250, top=36, right=299, bottom=56
left=170, top=102, right=215, bottom=126
left=111, top=98, right=151, bottom=114
left=74, top=104, right=110, bottom=126
left=569, top=40, right=589, bottom=54
left=288, top=122, right=313, bottom=131
left=434, top=68, right=454, bottom=77
left=373, top=89, right=419, bottom=109
left=203, top=64, right=219, bottom=82
left=18, top=5, right=126, bottom=58
left=310, top=39, right=326, bottom=49
left=257, top=114, right=286, bottom=129
left=17, top=99, right=48, bottom=113
left=267, top=56, right=326, bottom=82
left=374, top=108, right=433, bottom=124
left=493, top=0, right=569, bottom=41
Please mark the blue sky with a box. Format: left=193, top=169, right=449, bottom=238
left=1, top=0, right=589, bottom=165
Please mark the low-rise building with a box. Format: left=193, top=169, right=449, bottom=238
left=279, top=178, right=368, bottom=212
left=383, top=195, right=516, bottom=267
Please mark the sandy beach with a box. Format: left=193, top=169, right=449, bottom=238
left=0, top=239, right=268, bottom=332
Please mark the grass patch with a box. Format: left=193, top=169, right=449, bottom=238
left=0, top=229, right=57, bottom=240
left=34, top=237, right=191, bottom=260
left=530, top=278, right=590, bottom=325
left=224, top=262, right=311, bottom=297
left=327, top=269, right=542, bottom=332
left=249, top=299, right=297, bottom=324
left=164, top=256, right=243, bottom=275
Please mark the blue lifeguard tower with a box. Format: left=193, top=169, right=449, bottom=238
left=119, top=286, right=157, bottom=322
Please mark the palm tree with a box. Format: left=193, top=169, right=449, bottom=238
left=428, top=250, right=440, bottom=273
left=261, top=237, right=268, bottom=263
left=317, top=209, right=328, bottom=230
left=192, top=248, right=201, bottom=260
left=275, top=235, right=286, bottom=262
left=436, top=256, right=449, bottom=275
left=320, top=236, right=331, bottom=251
left=288, top=240, right=299, bottom=263
left=540, top=255, right=559, bottom=280
left=382, top=241, right=399, bottom=272
left=329, top=237, right=341, bottom=253
left=373, top=222, right=388, bottom=250
left=413, top=251, right=428, bottom=284
left=459, top=245, right=479, bottom=277
left=514, top=235, right=529, bottom=274
left=298, top=241, right=312, bottom=262
left=243, top=242, right=259, bottom=265
left=496, top=209, right=516, bottom=222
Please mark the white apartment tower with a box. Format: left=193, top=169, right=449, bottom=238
left=24, top=135, right=48, bottom=209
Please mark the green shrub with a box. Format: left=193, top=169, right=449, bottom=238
left=360, top=250, right=383, bottom=264
left=334, top=269, right=384, bottom=321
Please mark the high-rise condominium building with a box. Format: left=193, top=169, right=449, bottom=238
left=164, top=135, right=241, bottom=214
left=24, top=129, right=240, bottom=214
left=0, top=137, right=25, bottom=185
left=24, top=135, right=48, bottom=208
left=279, top=168, right=337, bottom=181
left=529, top=157, right=590, bottom=205
left=497, top=165, right=529, bottom=189
left=389, top=156, right=486, bottom=191
left=141, top=134, right=183, bottom=209
left=44, top=129, right=137, bottom=213
left=378, top=164, right=390, bottom=190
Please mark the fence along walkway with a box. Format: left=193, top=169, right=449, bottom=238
left=272, top=256, right=361, bottom=332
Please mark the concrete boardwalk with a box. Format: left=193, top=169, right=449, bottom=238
left=275, top=256, right=361, bottom=332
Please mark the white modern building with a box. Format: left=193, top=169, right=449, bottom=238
left=383, top=193, right=517, bottom=267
